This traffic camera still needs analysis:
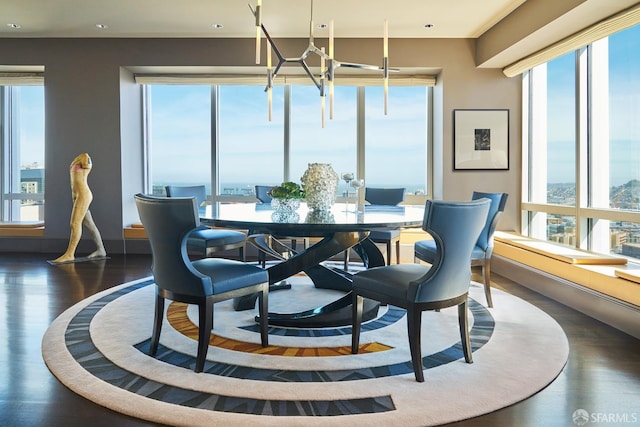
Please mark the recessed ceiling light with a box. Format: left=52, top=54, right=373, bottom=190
left=424, top=24, right=434, bottom=29
left=96, top=24, right=109, bottom=29
left=7, top=23, right=21, bottom=29
left=211, top=24, right=223, bottom=29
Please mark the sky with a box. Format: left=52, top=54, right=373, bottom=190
left=148, top=84, right=428, bottom=191
left=546, top=25, right=640, bottom=186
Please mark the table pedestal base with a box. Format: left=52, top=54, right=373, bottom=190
left=235, top=230, right=385, bottom=327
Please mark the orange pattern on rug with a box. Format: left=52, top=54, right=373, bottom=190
left=167, top=302, right=392, bottom=356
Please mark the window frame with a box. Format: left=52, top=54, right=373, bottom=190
left=0, top=85, right=46, bottom=223
left=522, top=26, right=640, bottom=258
left=142, top=81, right=433, bottom=206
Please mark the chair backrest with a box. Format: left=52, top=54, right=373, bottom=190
left=414, top=198, right=491, bottom=303
left=165, top=185, right=207, bottom=208
left=364, top=187, right=405, bottom=206
left=471, top=191, right=508, bottom=251
left=134, top=194, right=212, bottom=297
left=255, top=185, right=274, bottom=203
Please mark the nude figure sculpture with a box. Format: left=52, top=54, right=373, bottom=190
left=51, top=152, right=107, bottom=264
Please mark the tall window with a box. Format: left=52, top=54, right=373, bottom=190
left=1, top=85, right=45, bottom=222
left=290, top=85, right=357, bottom=182
left=365, top=86, right=428, bottom=195
left=146, top=85, right=212, bottom=196
left=523, top=24, right=640, bottom=258
left=144, top=82, right=432, bottom=204
left=218, top=85, right=284, bottom=195
left=598, top=26, right=640, bottom=208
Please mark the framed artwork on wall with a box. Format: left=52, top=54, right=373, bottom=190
left=453, top=109, right=509, bottom=170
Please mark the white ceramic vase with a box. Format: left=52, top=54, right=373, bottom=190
left=300, top=163, right=339, bottom=211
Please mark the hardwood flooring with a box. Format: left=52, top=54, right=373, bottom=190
left=0, top=253, right=638, bottom=427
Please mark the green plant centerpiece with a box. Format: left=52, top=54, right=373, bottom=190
left=268, top=181, right=305, bottom=212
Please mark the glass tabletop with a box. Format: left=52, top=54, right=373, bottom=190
left=202, top=202, right=424, bottom=236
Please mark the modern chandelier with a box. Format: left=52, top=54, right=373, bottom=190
left=249, top=0, right=394, bottom=126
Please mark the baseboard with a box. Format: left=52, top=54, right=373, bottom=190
left=493, top=255, right=640, bottom=340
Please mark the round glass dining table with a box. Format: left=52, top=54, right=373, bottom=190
left=202, top=202, right=425, bottom=327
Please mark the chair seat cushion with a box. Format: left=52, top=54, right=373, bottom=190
left=353, top=264, right=430, bottom=301
left=416, top=239, right=485, bottom=263
left=187, top=228, right=246, bottom=251
left=414, top=239, right=437, bottom=263
left=368, top=228, right=401, bottom=241
left=192, top=258, right=268, bottom=295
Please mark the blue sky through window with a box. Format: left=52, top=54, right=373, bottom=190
left=546, top=25, right=640, bottom=186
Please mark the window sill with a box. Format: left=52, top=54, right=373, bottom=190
left=494, top=231, right=639, bottom=307
left=124, top=223, right=146, bottom=239
left=0, top=222, right=45, bottom=237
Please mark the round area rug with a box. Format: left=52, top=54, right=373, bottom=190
left=42, top=274, right=569, bottom=426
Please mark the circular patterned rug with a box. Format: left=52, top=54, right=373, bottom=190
left=42, top=275, right=569, bottom=426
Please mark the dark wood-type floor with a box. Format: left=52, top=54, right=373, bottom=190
left=0, top=253, right=638, bottom=427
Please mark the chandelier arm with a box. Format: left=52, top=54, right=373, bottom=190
left=299, top=60, right=322, bottom=90
left=336, top=62, right=383, bottom=71
left=335, top=61, right=400, bottom=73
left=307, top=44, right=327, bottom=59
left=261, top=24, right=285, bottom=62
left=264, top=59, right=286, bottom=92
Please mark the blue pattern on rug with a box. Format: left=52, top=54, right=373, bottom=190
left=63, top=279, right=395, bottom=416
left=134, top=298, right=493, bottom=381
left=63, top=279, right=494, bottom=417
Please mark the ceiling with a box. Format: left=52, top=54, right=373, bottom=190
left=1, top=0, right=637, bottom=70
left=0, top=0, right=533, bottom=39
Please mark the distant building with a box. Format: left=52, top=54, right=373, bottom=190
left=20, top=168, right=44, bottom=204
left=611, top=231, right=627, bottom=250
left=621, top=242, right=640, bottom=258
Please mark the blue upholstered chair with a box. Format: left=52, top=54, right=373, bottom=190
left=254, top=185, right=273, bottom=204
left=344, top=187, right=405, bottom=269
left=414, top=192, right=508, bottom=308
left=351, top=198, right=491, bottom=382
left=134, top=194, right=269, bottom=373
left=165, top=185, right=246, bottom=261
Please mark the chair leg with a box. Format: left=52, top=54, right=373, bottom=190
left=458, top=300, right=473, bottom=364
left=149, top=292, right=165, bottom=357
left=351, top=294, right=364, bottom=353
left=386, top=242, right=392, bottom=265
left=259, top=251, right=266, bottom=268
left=482, top=259, right=493, bottom=308
left=195, top=298, right=214, bottom=373
left=258, top=286, right=269, bottom=347
left=239, top=246, right=245, bottom=262
left=407, top=307, right=424, bottom=382
left=395, top=240, right=401, bottom=264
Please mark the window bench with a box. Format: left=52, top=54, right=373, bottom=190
left=0, top=222, right=45, bottom=237
left=493, top=231, right=640, bottom=339
left=124, top=223, right=146, bottom=239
